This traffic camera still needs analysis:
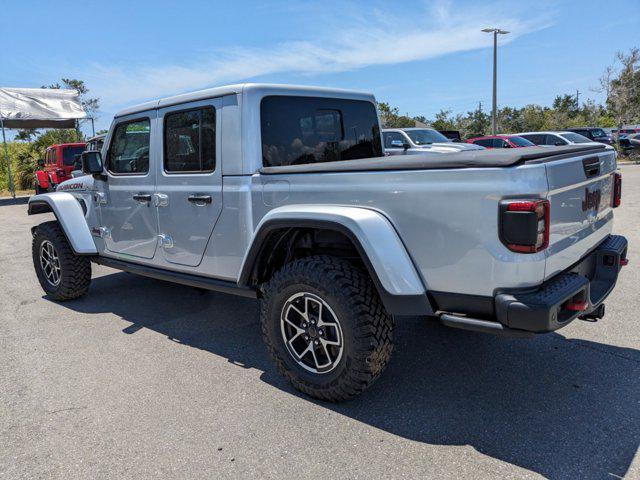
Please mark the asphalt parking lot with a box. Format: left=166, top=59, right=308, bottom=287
left=1, top=166, right=639, bottom=480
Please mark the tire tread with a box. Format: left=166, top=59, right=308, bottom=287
left=32, top=221, right=91, bottom=301
left=260, top=255, right=394, bottom=402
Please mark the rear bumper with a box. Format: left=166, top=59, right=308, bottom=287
left=439, top=235, right=628, bottom=336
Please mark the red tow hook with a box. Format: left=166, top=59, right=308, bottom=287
left=565, top=301, right=589, bottom=312
left=620, top=258, right=629, bottom=267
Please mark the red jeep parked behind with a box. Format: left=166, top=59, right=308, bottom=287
left=35, top=143, right=87, bottom=194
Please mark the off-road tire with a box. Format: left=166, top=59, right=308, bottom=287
left=32, top=221, right=91, bottom=301
left=260, top=255, right=394, bottom=402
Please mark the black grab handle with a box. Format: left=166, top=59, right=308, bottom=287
left=132, top=193, right=152, bottom=202
left=187, top=194, right=212, bottom=204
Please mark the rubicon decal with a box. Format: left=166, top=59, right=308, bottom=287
left=58, top=182, right=85, bottom=191
left=582, top=188, right=601, bottom=212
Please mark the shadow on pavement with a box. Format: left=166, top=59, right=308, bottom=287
left=0, top=195, right=29, bottom=206
left=58, top=271, right=640, bottom=479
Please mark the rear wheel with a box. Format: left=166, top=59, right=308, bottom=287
left=32, top=221, right=91, bottom=301
left=260, top=255, right=394, bottom=402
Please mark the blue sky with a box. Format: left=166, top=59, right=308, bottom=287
left=2, top=0, right=639, bottom=134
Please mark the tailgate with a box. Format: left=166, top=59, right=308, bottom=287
left=544, top=148, right=617, bottom=279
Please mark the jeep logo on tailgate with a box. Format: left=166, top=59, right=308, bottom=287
left=582, top=188, right=601, bottom=212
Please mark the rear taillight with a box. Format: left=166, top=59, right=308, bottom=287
left=499, top=199, right=550, bottom=253
left=612, top=172, right=622, bottom=208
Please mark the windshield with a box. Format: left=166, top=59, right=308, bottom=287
left=62, top=146, right=86, bottom=166
left=560, top=132, right=591, bottom=144
left=87, top=138, right=104, bottom=151
left=405, top=129, right=449, bottom=145
left=590, top=128, right=607, bottom=137
left=508, top=136, right=534, bottom=147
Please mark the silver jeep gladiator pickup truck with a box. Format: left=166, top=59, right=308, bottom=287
left=29, top=84, right=628, bottom=401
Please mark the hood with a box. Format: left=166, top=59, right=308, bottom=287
left=413, top=142, right=485, bottom=153
left=56, top=174, right=95, bottom=192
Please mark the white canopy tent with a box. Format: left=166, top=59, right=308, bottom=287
left=0, top=88, right=87, bottom=198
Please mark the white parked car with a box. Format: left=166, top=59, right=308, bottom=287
left=518, top=131, right=608, bottom=148
left=383, top=127, right=484, bottom=155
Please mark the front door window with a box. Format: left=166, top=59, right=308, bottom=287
left=100, top=114, right=158, bottom=259
left=108, top=119, right=151, bottom=174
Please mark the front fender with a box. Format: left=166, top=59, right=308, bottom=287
left=239, top=205, right=432, bottom=315
left=28, top=192, right=97, bottom=255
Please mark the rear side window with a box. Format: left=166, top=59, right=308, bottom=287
left=473, top=139, right=493, bottom=147
left=48, top=149, right=57, bottom=165
left=261, top=96, right=382, bottom=167
left=559, top=133, right=590, bottom=144
left=108, top=118, right=151, bottom=174
left=572, top=129, right=590, bottom=138
left=164, top=107, right=216, bottom=173
left=521, top=134, right=544, bottom=145
left=545, top=134, right=565, bottom=145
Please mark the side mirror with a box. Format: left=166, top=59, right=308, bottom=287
left=81, top=150, right=104, bottom=175
left=403, top=142, right=411, bottom=151
left=37, top=158, right=45, bottom=167
left=554, top=141, right=565, bottom=146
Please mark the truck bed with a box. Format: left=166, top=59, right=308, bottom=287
left=260, top=144, right=607, bottom=174
left=254, top=142, right=617, bottom=299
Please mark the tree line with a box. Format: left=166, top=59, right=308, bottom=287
left=379, top=48, right=639, bottom=139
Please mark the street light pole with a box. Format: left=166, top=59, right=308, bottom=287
left=492, top=31, right=497, bottom=135
left=482, top=28, right=509, bottom=135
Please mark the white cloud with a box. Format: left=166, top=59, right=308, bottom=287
left=87, top=0, right=553, bottom=114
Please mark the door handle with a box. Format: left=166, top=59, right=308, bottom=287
left=133, top=193, right=152, bottom=203
left=187, top=194, right=212, bottom=205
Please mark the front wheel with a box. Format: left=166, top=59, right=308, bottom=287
left=32, top=221, right=91, bottom=301
left=260, top=255, right=394, bottom=402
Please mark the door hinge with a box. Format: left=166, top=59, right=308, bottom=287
left=91, top=226, right=110, bottom=238
left=153, top=193, right=169, bottom=207
left=158, top=234, right=173, bottom=249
